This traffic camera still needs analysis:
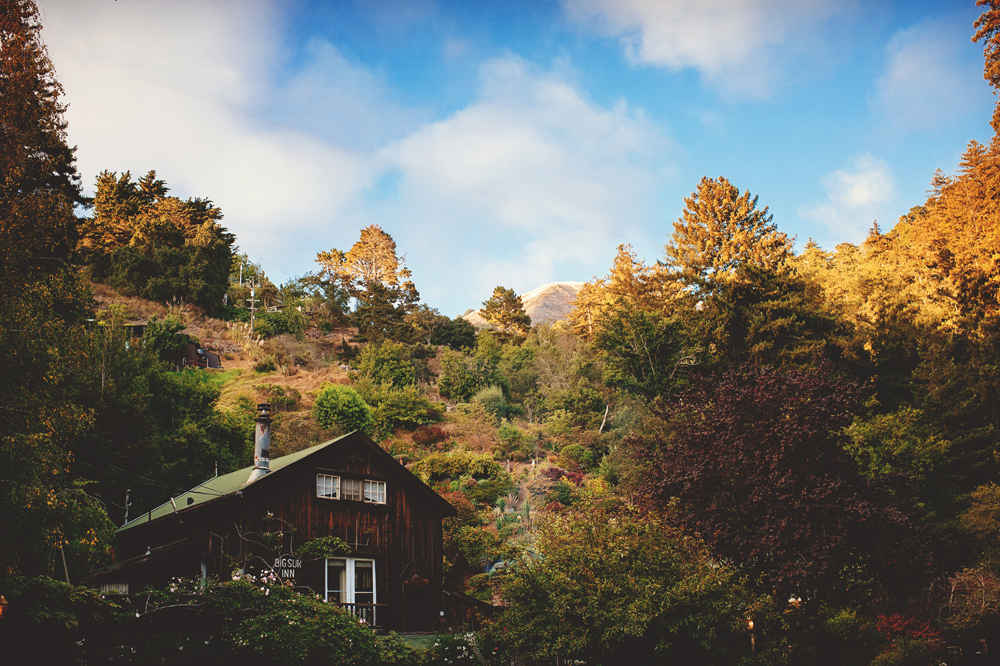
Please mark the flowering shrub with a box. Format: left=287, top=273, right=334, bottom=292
left=870, top=614, right=944, bottom=666
left=875, top=613, right=945, bottom=644
left=122, top=575, right=380, bottom=666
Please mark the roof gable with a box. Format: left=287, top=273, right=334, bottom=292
left=121, top=431, right=455, bottom=531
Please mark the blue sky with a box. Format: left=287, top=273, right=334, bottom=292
left=38, top=0, right=995, bottom=316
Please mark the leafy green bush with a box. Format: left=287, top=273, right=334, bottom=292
left=220, top=303, right=251, bottom=322
left=254, top=308, right=309, bottom=339
left=355, top=339, right=418, bottom=387
left=539, top=382, right=605, bottom=426
left=546, top=479, right=577, bottom=506
left=124, top=576, right=378, bottom=665
left=437, top=348, right=478, bottom=402
left=141, top=314, right=190, bottom=361
left=464, top=476, right=516, bottom=506
left=313, top=383, right=374, bottom=435
left=472, top=385, right=520, bottom=423
left=0, top=577, right=125, bottom=664
left=357, top=383, right=442, bottom=439
left=230, top=580, right=378, bottom=665
left=559, top=443, right=594, bottom=469
left=543, top=409, right=573, bottom=437
left=496, top=421, right=528, bottom=460
left=491, top=501, right=776, bottom=665
left=412, top=450, right=504, bottom=483
left=377, top=632, right=424, bottom=666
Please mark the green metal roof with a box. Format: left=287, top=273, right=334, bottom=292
left=120, top=432, right=355, bottom=531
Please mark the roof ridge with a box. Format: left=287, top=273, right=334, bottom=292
left=120, top=432, right=355, bottom=531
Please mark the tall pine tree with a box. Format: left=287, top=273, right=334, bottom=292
left=0, top=0, right=115, bottom=580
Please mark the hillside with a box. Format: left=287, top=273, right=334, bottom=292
left=463, top=281, right=585, bottom=328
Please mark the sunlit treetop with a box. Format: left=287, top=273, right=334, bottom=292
left=316, top=224, right=416, bottom=300
left=0, top=0, right=81, bottom=203
left=664, top=176, right=793, bottom=290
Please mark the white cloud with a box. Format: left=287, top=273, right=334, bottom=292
left=382, top=56, right=671, bottom=308
left=800, top=155, right=895, bottom=241
left=873, top=19, right=987, bottom=134
left=37, top=0, right=378, bottom=277
left=562, top=0, right=842, bottom=97
left=35, top=2, right=671, bottom=313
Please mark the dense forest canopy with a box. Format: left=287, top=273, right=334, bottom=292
left=4, top=0, right=1000, bottom=663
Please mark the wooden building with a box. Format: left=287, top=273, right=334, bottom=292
left=87, top=407, right=456, bottom=632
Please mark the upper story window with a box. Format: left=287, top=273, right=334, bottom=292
left=317, top=474, right=386, bottom=504
left=342, top=477, right=363, bottom=502
left=364, top=480, right=386, bottom=504
left=317, top=474, right=340, bottom=499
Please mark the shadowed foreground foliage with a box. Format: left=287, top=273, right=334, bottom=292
left=637, top=365, right=941, bottom=607
left=490, top=498, right=780, bottom=666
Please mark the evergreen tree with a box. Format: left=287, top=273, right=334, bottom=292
left=316, top=225, right=419, bottom=342
left=0, top=0, right=82, bottom=297
left=0, top=0, right=112, bottom=580
left=665, top=177, right=831, bottom=369
left=664, top=175, right=793, bottom=294
left=481, top=286, right=531, bottom=344
left=974, top=0, right=1000, bottom=133
left=570, top=244, right=674, bottom=340
left=78, top=170, right=236, bottom=314
left=0, top=0, right=81, bottom=205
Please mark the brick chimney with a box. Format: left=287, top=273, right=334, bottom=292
left=247, top=403, right=272, bottom=484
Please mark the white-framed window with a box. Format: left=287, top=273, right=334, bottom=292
left=364, top=480, right=386, bottom=504
left=326, top=557, right=377, bottom=625
left=316, top=474, right=340, bottom=499
left=342, top=478, right=362, bottom=501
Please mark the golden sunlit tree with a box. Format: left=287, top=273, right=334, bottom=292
left=664, top=175, right=793, bottom=292
left=569, top=244, right=673, bottom=340
left=77, top=170, right=235, bottom=314
left=664, top=176, right=829, bottom=369
left=0, top=0, right=82, bottom=296
left=317, top=225, right=419, bottom=342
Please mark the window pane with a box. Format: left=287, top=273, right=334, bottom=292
left=354, top=559, right=375, bottom=624
left=342, top=478, right=362, bottom=501
left=355, top=560, right=374, bottom=593
left=364, top=480, right=386, bottom=504
left=316, top=474, right=340, bottom=499
left=326, top=559, right=347, bottom=602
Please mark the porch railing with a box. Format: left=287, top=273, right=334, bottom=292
left=338, top=602, right=387, bottom=627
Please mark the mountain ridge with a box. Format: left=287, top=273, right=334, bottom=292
left=463, top=281, right=585, bottom=328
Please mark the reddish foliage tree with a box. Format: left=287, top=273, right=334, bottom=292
left=636, top=364, right=939, bottom=605
left=541, top=466, right=584, bottom=485
left=411, top=425, right=447, bottom=448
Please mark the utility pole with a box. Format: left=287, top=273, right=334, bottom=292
left=247, top=279, right=259, bottom=333
left=123, top=489, right=131, bottom=526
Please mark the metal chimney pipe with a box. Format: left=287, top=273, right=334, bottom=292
left=247, top=403, right=272, bottom=484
